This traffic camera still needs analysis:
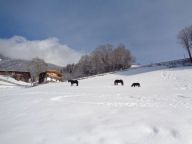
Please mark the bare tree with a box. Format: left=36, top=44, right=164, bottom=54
left=78, top=55, right=94, bottom=76
left=91, top=44, right=113, bottom=73
left=112, top=44, right=133, bottom=69
left=178, top=25, right=192, bottom=63
left=28, top=58, right=48, bottom=82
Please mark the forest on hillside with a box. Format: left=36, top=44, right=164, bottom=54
left=61, top=44, right=134, bottom=79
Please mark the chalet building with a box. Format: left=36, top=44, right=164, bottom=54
left=0, top=71, right=31, bottom=82
left=39, top=70, right=63, bottom=84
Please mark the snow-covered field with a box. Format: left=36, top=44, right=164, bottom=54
left=1, top=65, right=192, bottom=144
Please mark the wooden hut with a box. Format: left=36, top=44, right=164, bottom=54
left=0, top=71, right=31, bottom=82
left=39, top=70, right=63, bottom=84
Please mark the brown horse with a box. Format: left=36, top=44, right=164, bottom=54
left=131, top=83, right=140, bottom=87
left=68, top=80, right=79, bottom=86
left=114, top=79, right=124, bottom=86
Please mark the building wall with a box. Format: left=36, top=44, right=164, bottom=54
left=0, top=71, right=31, bottom=82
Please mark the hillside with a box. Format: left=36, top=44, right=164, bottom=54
left=1, top=65, right=192, bottom=144
left=0, top=54, right=62, bottom=72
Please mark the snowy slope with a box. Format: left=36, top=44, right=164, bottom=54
left=0, top=75, right=31, bottom=88
left=1, top=65, right=192, bottom=144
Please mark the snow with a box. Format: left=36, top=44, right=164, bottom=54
left=1, top=65, right=192, bottom=144
left=131, top=64, right=140, bottom=68
left=0, top=75, right=31, bottom=88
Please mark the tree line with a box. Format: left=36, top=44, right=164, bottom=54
left=62, top=44, right=135, bottom=79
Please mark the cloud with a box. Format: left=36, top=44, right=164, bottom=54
left=0, top=36, right=82, bottom=66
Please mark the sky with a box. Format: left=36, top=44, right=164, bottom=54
left=0, top=0, right=192, bottom=66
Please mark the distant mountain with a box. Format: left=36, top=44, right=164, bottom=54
left=0, top=54, right=10, bottom=61
left=0, top=54, right=62, bottom=72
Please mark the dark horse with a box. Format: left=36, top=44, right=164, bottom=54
left=131, top=83, right=140, bottom=87
left=114, top=79, right=124, bottom=86
left=68, top=80, right=78, bottom=86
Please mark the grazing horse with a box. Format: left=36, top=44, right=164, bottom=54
left=114, top=79, right=124, bottom=86
left=68, top=80, right=79, bottom=86
left=131, top=83, right=140, bottom=87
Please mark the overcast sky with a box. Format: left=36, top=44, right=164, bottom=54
left=0, top=0, right=192, bottom=65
